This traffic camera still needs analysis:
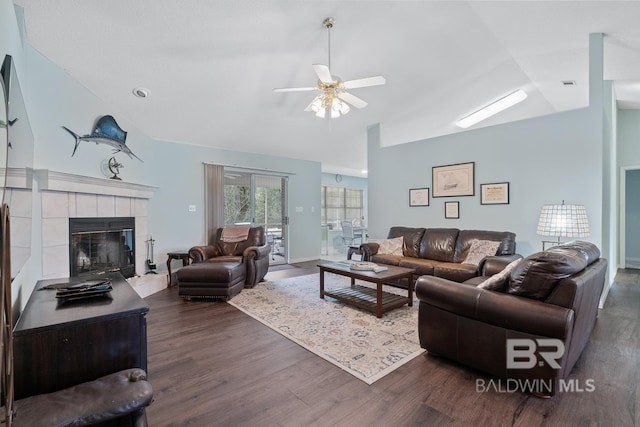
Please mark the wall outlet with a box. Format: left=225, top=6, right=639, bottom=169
left=189, top=205, right=196, bottom=212
left=296, top=206, right=303, bottom=213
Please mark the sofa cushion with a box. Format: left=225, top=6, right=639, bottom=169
left=419, top=228, right=459, bottom=262
left=477, top=258, right=522, bottom=291
left=387, top=227, right=425, bottom=258
left=434, top=263, right=478, bottom=282
left=377, top=236, right=404, bottom=255
left=398, top=258, right=443, bottom=276
left=462, top=239, right=501, bottom=266
left=507, top=247, right=588, bottom=300
left=370, top=254, right=403, bottom=266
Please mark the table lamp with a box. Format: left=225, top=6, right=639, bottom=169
left=536, top=201, right=590, bottom=250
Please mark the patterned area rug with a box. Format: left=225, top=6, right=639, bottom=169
left=227, top=273, right=424, bottom=385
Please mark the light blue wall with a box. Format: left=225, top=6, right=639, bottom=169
left=618, top=110, right=640, bottom=168
left=618, top=109, right=640, bottom=268
left=625, top=170, right=640, bottom=267
left=367, top=106, right=603, bottom=257
left=1, top=0, right=322, bottom=309
left=367, top=34, right=617, bottom=269
left=24, top=46, right=322, bottom=267
left=1, top=2, right=37, bottom=311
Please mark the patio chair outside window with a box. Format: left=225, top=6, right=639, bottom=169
left=340, top=220, right=362, bottom=247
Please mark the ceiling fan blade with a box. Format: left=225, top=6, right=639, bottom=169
left=313, top=64, right=333, bottom=83
left=339, top=91, right=368, bottom=109
left=273, top=87, right=317, bottom=92
left=342, top=76, right=386, bottom=89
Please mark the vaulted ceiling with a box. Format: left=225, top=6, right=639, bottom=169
left=14, top=1, right=640, bottom=176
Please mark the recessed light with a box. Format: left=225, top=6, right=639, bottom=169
left=132, top=87, right=150, bottom=98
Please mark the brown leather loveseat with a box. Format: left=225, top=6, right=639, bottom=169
left=415, top=241, right=607, bottom=397
left=361, top=226, right=519, bottom=283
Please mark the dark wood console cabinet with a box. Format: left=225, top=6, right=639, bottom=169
left=13, top=272, right=149, bottom=399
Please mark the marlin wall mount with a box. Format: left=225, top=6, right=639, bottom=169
left=63, top=115, right=143, bottom=162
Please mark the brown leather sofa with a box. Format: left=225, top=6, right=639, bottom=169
left=178, top=226, right=271, bottom=300
left=415, top=241, right=607, bottom=397
left=13, top=368, right=153, bottom=426
left=361, top=227, right=519, bottom=284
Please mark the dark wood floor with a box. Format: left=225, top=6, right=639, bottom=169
left=144, top=262, right=639, bottom=427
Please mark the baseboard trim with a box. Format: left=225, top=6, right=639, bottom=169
left=289, top=256, right=320, bottom=264
left=624, top=257, right=640, bottom=269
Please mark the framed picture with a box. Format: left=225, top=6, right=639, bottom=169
left=409, top=188, right=430, bottom=206
left=480, top=182, right=510, bottom=205
left=445, top=201, right=459, bottom=219
left=432, top=162, right=475, bottom=197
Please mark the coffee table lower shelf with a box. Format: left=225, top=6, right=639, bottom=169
left=323, top=285, right=410, bottom=318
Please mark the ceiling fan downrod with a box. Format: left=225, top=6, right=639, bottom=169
left=323, top=17, right=334, bottom=71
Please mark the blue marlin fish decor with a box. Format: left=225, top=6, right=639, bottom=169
left=63, top=115, right=143, bottom=162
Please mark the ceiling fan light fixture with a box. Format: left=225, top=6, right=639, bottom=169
left=311, top=98, right=323, bottom=112
left=456, top=89, right=527, bottom=129
left=273, top=17, right=385, bottom=119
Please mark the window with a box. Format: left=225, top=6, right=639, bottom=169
left=321, top=186, right=363, bottom=226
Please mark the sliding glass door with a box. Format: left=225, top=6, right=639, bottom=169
left=224, top=171, right=287, bottom=264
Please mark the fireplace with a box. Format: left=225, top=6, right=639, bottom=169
left=69, top=217, right=136, bottom=278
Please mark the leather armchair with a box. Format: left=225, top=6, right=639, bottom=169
left=188, top=226, right=271, bottom=288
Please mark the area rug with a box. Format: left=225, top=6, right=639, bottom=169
left=227, top=273, right=424, bottom=384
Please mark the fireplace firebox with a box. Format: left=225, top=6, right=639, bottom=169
left=69, top=217, right=135, bottom=278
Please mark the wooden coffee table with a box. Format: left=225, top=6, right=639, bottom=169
left=318, top=262, right=416, bottom=318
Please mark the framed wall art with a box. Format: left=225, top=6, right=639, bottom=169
left=444, top=201, right=460, bottom=219
left=409, top=188, right=430, bottom=206
left=432, top=162, right=475, bottom=197
left=480, top=182, right=510, bottom=205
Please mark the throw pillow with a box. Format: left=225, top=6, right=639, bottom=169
left=462, top=239, right=501, bottom=266
left=477, top=258, right=522, bottom=291
left=377, top=236, right=404, bottom=256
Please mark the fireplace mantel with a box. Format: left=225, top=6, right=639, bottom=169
left=35, top=169, right=156, bottom=199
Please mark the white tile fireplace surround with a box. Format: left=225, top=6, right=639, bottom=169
left=36, top=170, right=165, bottom=297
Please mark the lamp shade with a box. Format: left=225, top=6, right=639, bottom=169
left=536, top=204, right=590, bottom=238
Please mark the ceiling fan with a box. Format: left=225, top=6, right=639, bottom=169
left=273, top=17, right=385, bottom=119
